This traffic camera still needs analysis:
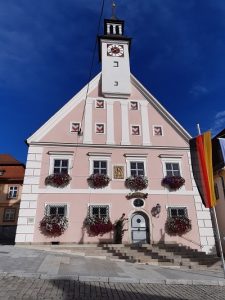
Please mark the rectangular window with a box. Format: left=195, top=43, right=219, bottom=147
left=113, top=61, right=119, bottom=67
left=168, top=207, right=188, bottom=218
left=130, top=162, right=144, bottom=176
left=3, top=208, right=16, bottom=221
left=130, top=101, right=138, bottom=110
left=131, top=125, right=140, bottom=135
left=214, top=183, right=219, bottom=200
left=165, top=163, right=180, bottom=177
left=153, top=126, right=163, bottom=136
left=70, top=122, right=80, bottom=133
left=96, top=100, right=104, bottom=109
left=46, top=204, right=67, bottom=217
left=89, top=205, right=109, bottom=219
left=53, top=159, right=69, bottom=174
left=8, top=186, right=18, bottom=199
left=93, top=161, right=107, bottom=175
left=95, top=124, right=105, bottom=134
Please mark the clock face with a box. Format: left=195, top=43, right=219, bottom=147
left=107, top=44, right=124, bottom=57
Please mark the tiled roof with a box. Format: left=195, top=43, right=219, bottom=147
left=0, top=154, right=23, bottom=165
left=0, top=154, right=25, bottom=181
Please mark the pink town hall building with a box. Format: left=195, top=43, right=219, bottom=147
left=15, top=16, right=215, bottom=253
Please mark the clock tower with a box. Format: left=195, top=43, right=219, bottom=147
left=98, top=15, right=131, bottom=98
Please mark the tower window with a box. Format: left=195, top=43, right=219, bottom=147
left=113, top=61, right=119, bottom=67
left=114, top=81, right=118, bottom=86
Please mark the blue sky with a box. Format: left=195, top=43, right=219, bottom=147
left=1, top=0, right=225, bottom=163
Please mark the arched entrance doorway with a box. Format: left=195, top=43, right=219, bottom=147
left=131, top=212, right=150, bottom=244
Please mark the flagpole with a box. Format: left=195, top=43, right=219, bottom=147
left=197, top=124, right=225, bottom=277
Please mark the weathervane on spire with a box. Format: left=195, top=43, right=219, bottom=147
left=111, top=0, right=117, bottom=19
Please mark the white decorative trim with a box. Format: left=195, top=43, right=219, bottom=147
left=27, top=74, right=100, bottom=143
left=121, top=102, right=130, bottom=145
left=48, top=151, right=74, bottom=156
left=83, top=99, right=93, bottom=143
left=159, top=154, right=183, bottom=158
left=87, top=152, right=112, bottom=157
left=124, top=153, right=148, bottom=158
left=106, top=102, right=115, bottom=144
left=140, top=102, right=151, bottom=145
left=35, top=187, right=200, bottom=195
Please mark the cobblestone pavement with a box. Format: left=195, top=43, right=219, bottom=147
left=0, top=275, right=225, bottom=300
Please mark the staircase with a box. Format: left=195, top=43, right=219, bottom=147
left=44, top=243, right=222, bottom=270
left=99, top=243, right=221, bottom=270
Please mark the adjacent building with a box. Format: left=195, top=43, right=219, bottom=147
left=212, top=129, right=225, bottom=253
left=15, top=16, right=215, bottom=253
left=0, top=154, right=25, bottom=243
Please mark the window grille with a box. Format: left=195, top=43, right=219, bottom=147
left=130, top=162, right=144, bottom=176
left=45, top=204, right=67, bottom=217
left=93, top=161, right=107, bottom=175
left=89, top=205, right=109, bottom=218
left=53, top=159, right=69, bottom=174
left=8, top=186, right=18, bottom=198
left=168, top=207, right=188, bottom=218
left=165, top=163, right=180, bottom=177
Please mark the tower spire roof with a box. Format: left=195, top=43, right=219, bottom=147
left=111, top=0, right=117, bottom=20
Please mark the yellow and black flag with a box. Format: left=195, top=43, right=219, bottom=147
left=189, top=131, right=216, bottom=208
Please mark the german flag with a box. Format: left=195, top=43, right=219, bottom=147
left=189, top=131, right=216, bottom=208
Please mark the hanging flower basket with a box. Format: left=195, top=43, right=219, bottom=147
left=40, top=215, right=68, bottom=236
left=125, top=176, right=148, bottom=191
left=162, top=176, right=185, bottom=190
left=87, top=174, right=110, bottom=189
left=165, top=216, right=192, bottom=236
left=45, top=173, right=72, bottom=188
left=84, top=216, right=113, bottom=236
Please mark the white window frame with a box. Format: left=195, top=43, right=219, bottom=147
left=45, top=203, right=68, bottom=217
left=125, top=157, right=147, bottom=178
left=70, top=122, right=81, bottom=133
left=160, top=157, right=183, bottom=178
left=49, top=153, right=73, bottom=176
left=88, top=154, right=111, bottom=177
left=131, top=125, right=141, bottom=136
left=95, top=99, right=105, bottom=109
left=129, top=101, right=139, bottom=111
left=167, top=206, right=188, bottom=218
left=160, top=155, right=184, bottom=190
left=3, top=208, right=16, bottom=221
left=8, top=186, right=18, bottom=199
left=132, top=198, right=145, bottom=209
left=95, top=123, right=105, bottom=134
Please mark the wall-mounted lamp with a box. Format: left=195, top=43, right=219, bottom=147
left=151, top=203, right=161, bottom=218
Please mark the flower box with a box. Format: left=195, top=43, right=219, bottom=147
left=40, top=215, right=68, bottom=236
left=165, top=216, right=192, bottom=236
left=87, top=173, right=110, bottom=189
left=84, top=216, right=113, bottom=236
left=45, top=173, right=71, bottom=188
left=162, top=176, right=185, bottom=190
left=125, top=175, right=148, bottom=191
